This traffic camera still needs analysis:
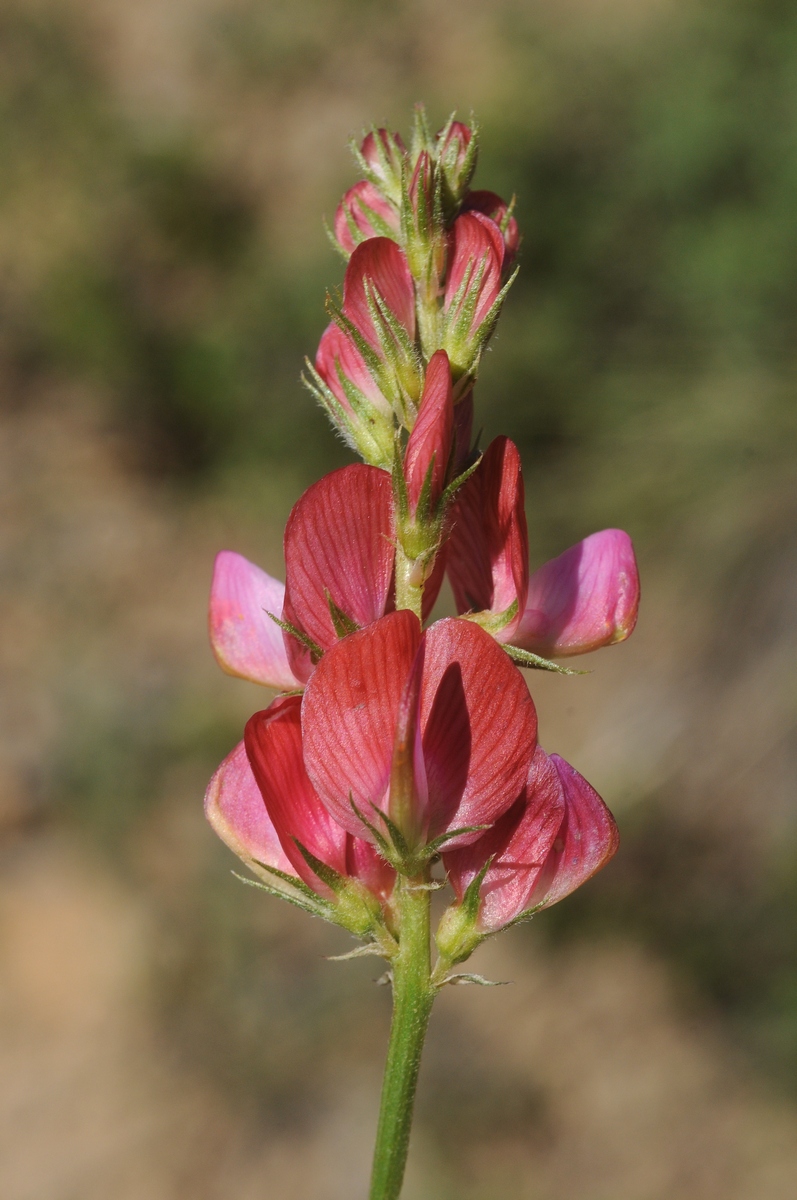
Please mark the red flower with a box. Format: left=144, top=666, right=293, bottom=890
left=443, top=212, right=506, bottom=379
left=333, top=180, right=400, bottom=256
left=301, top=611, right=538, bottom=854
left=404, top=350, right=454, bottom=515
left=462, top=190, right=520, bottom=264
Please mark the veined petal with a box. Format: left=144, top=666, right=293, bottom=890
left=462, top=190, right=520, bottom=264
left=443, top=745, right=565, bottom=931
left=315, top=321, right=392, bottom=415
left=204, top=739, right=295, bottom=879
left=302, top=611, right=422, bottom=841
left=514, top=529, right=640, bottom=657
left=245, top=696, right=349, bottom=895
left=404, top=350, right=454, bottom=514
left=527, top=754, right=619, bottom=910
left=421, top=618, right=537, bottom=843
left=344, top=237, right=416, bottom=350
left=282, top=464, right=395, bottom=681
left=209, top=551, right=301, bottom=691
left=447, top=436, right=528, bottom=637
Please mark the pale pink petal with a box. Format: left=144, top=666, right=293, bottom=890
left=245, top=696, right=348, bottom=895
left=346, top=835, right=396, bottom=902
left=420, top=618, right=537, bottom=843
left=209, top=551, right=301, bottom=691
left=204, top=739, right=295, bottom=878
left=447, top=436, right=528, bottom=638
left=526, top=754, right=619, bottom=910
left=281, top=464, right=395, bottom=681
left=302, top=611, right=422, bottom=841
left=514, top=529, right=640, bottom=657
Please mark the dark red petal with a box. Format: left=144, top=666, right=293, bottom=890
left=447, top=436, right=529, bottom=635
left=282, top=464, right=395, bottom=680
left=302, top=611, right=422, bottom=840
left=528, top=755, right=620, bottom=910
left=420, top=618, right=537, bottom=842
left=343, top=238, right=416, bottom=351
left=404, top=350, right=454, bottom=513
left=245, top=696, right=349, bottom=895
left=443, top=746, right=565, bottom=931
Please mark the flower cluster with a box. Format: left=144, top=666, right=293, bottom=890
left=205, top=109, right=639, bottom=975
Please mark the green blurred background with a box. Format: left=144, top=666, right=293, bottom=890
left=2, top=0, right=797, bottom=1196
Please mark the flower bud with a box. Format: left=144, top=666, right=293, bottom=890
left=443, top=211, right=506, bottom=381
left=462, top=190, right=520, bottom=264
left=309, top=321, right=395, bottom=466
left=403, top=350, right=454, bottom=518
left=402, top=151, right=446, bottom=289
left=333, top=180, right=400, bottom=256
left=436, top=119, right=478, bottom=211
left=360, top=127, right=407, bottom=203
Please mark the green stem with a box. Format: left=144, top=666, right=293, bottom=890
left=394, top=543, right=424, bottom=621
left=369, top=875, right=435, bottom=1200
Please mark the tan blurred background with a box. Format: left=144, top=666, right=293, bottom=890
left=2, top=0, right=797, bottom=1196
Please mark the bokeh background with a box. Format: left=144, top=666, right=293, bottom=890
left=2, top=0, right=797, bottom=1196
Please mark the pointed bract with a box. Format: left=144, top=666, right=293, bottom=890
left=282, top=464, right=395, bottom=681
left=514, top=529, right=640, bottom=657
left=447, top=436, right=529, bottom=639
left=204, top=738, right=296, bottom=880
left=209, top=551, right=301, bottom=691
left=404, top=350, right=454, bottom=514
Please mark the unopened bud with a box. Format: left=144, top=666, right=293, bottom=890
left=437, top=119, right=478, bottom=212
left=360, top=128, right=407, bottom=204
left=334, top=180, right=400, bottom=256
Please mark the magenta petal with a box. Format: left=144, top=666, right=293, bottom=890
left=528, top=754, right=619, bottom=911
left=204, top=739, right=296, bottom=879
left=404, top=350, right=454, bottom=513
left=302, top=611, right=422, bottom=841
left=343, top=237, right=416, bottom=350
left=421, top=618, right=537, bottom=843
left=245, top=696, right=349, bottom=895
left=514, top=529, right=640, bottom=657
left=282, top=464, right=395, bottom=680
left=209, top=551, right=301, bottom=690
left=447, top=436, right=529, bottom=637
left=443, top=746, right=565, bottom=931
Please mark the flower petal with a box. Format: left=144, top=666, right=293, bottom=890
left=282, top=464, right=395, bottom=681
left=462, top=190, right=520, bottom=263
left=204, top=739, right=295, bottom=879
left=447, top=436, right=528, bottom=637
left=334, top=180, right=399, bottom=255
left=443, top=745, right=565, bottom=931
left=404, top=350, right=454, bottom=513
left=421, top=618, right=537, bottom=842
left=245, top=696, right=349, bottom=894
left=315, top=321, right=392, bottom=415
left=344, top=237, right=416, bottom=350
left=302, top=611, right=422, bottom=841
left=444, top=211, right=505, bottom=335
left=528, top=755, right=619, bottom=911
left=514, top=529, right=640, bottom=657
left=209, top=551, right=301, bottom=690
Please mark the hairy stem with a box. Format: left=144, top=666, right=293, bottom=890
left=394, top=543, right=424, bottom=621
left=369, top=874, right=435, bottom=1200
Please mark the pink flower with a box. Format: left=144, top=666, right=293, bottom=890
left=443, top=212, right=506, bottom=378
left=404, top=350, right=454, bottom=515
left=447, top=437, right=640, bottom=657
left=343, top=237, right=416, bottom=354
left=462, top=190, right=519, bottom=263
left=443, top=746, right=619, bottom=935
left=360, top=128, right=406, bottom=197
left=301, top=610, right=538, bottom=854
left=333, top=180, right=400, bottom=256
left=437, top=120, right=477, bottom=203
left=205, top=699, right=394, bottom=922
left=209, top=551, right=301, bottom=691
